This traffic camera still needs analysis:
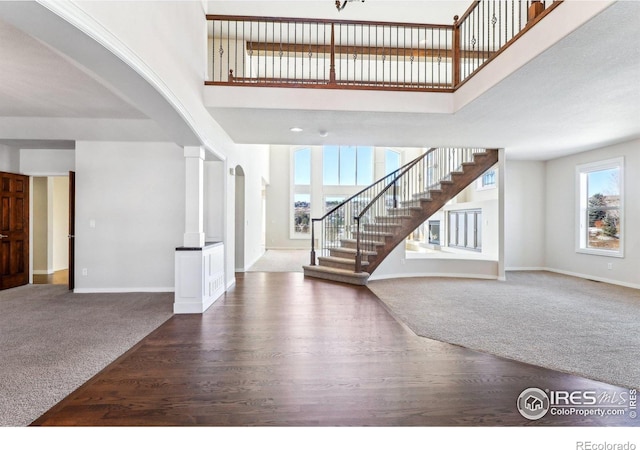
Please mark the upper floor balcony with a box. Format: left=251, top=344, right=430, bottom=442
left=206, top=0, right=560, bottom=93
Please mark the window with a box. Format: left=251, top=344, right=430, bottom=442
left=448, top=209, right=482, bottom=251
left=577, top=158, right=623, bottom=256
left=385, top=149, right=401, bottom=176
left=476, top=168, right=496, bottom=190
left=323, top=146, right=373, bottom=185
left=293, top=194, right=311, bottom=234
left=325, top=196, right=345, bottom=213
left=428, top=220, right=440, bottom=245
left=294, top=147, right=311, bottom=185
left=292, top=148, right=311, bottom=236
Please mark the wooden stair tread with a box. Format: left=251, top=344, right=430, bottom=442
left=318, top=256, right=369, bottom=266
left=341, top=239, right=384, bottom=247
left=303, top=265, right=370, bottom=286
left=331, top=247, right=377, bottom=256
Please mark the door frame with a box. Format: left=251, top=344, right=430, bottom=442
left=68, top=171, right=75, bottom=290
left=27, top=172, right=73, bottom=288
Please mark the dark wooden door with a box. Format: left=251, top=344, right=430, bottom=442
left=68, top=171, right=75, bottom=290
left=0, top=172, right=29, bottom=290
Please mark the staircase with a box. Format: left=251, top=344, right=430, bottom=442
left=303, top=147, right=499, bottom=285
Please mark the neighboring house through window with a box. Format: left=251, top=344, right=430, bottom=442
left=292, top=147, right=311, bottom=237
left=576, top=157, right=624, bottom=257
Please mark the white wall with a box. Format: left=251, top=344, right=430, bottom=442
left=74, top=141, right=185, bottom=292
left=504, top=160, right=546, bottom=270
left=544, top=138, right=639, bottom=288
left=0, top=145, right=20, bottom=173
left=52, top=176, right=69, bottom=271
left=266, top=145, right=298, bottom=249
left=19, top=149, right=75, bottom=175
left=32, top=177, right=48, bottom=273
left=371, top=245, right=499, bottom=281
left=204, top=161, right=225, bottom=242
left=237, top=145, right=270, bottom=270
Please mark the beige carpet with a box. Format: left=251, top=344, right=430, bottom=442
left=0, top=284, right=173, bottom=427
left=368, top=271, right=640, bottom=389
left=246, top=249, right=308, bottom=272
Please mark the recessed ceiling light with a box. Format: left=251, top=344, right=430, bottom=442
left=319, top=130, right=328, bottom=137
left=290, top=127, right=303, bottom=132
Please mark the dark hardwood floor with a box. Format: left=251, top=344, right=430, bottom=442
left=32, top=272, right=636, bottom=426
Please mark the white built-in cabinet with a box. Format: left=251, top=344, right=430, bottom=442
left=174, top=242, right=225, bottom=314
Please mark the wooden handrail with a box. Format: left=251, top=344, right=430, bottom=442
left=453, top=0, right=563, bottom=90
left=457, top=0, right=481, bottom=25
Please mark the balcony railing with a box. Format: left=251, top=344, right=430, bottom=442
left=206, top=1, right=561, bottom=91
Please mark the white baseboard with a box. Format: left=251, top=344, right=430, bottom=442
left=33, top=270, right=54, bottom=275
left=505, top=267, right=639, bottom=290
left=173, top=293, right=221, bottom=314
left=369, top=272, right=498, bottom=282
left=226, top=278, right=236, bottom=290
left=73, top=287, right=174, bottom=294
left=543, top=267, right=640, bottom=290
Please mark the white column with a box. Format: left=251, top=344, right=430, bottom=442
left=184, top=146, right=205, bottom=247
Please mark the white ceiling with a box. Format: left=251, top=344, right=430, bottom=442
left=206, top=1, right=640, bottom=160
left=0, top=19, right=145, bottom=120
left=0, top=1, right=638, bottom=161
left=0, top=13, right=150, bottom=150
left=210, top=1, right=470, bottom=24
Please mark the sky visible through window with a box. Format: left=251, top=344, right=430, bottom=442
left=587, top=168, right=619, bottom=197
left=295, top=146, right=401, bottom=187
left=323, top=146, right=373, bottom=185
left=294, top=148, right=311, bottom=185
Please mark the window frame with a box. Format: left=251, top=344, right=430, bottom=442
left=447, top=209, right=482, bottom=251
left=322, top=145, right=374, bottom=186
left=476, top=168, right=497, bottom=191
left=575, top=157, right=624, bottom=258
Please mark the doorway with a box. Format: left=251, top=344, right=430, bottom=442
left=32, top=176, right=69, bottom=286
left=234, top=165, right=245, bottom=272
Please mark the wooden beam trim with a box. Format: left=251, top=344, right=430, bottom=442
left=245, top=42, right=494, bottom=61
